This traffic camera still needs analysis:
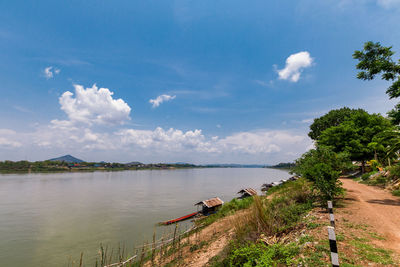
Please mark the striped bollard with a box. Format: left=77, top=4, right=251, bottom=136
left=327, top=226, right=339, bottom=267
left=327, top=200, right=335, bottom=227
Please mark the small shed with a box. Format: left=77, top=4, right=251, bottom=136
left=237, top=188, right=257, bottom=198
left=195, top=197, right=224, bottom=215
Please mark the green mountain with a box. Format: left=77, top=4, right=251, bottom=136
left=48, top=155, right=84, bottom=163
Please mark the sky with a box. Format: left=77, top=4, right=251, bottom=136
left=0, top=0, right=400, bottom=164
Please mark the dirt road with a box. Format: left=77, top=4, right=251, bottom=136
left=340, top=178, right=400, bottom=253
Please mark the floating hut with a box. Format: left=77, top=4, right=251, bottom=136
left=237, top=188, right=257, bottom=198
left=195, top=197, right=224, bottom=215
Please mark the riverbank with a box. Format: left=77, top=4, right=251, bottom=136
left=135, top=177, right=400, bottom=266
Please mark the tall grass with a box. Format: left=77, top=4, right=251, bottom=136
left=251, top=178, right=313, bottom=236
left=212, top=178, right=314, bottom=266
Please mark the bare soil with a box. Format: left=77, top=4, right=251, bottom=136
left=340, top=177, right=400, bottom=253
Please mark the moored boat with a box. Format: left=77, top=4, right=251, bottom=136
left=160, top=212, right=199, bottom=225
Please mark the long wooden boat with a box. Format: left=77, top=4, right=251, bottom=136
left=160, top=212, right=199, bottom=225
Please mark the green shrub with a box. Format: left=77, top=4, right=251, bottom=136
left=293, top=146, right=349, bottom=202
left=228, top=242, right=299, bottom=266
left=366, top=175, right=387, bottom=186
left=386, top=164, right=400, bottom=181
left=392, top=190, right=400, bottom=197
left=252, top=178, right=313, bottom=235
left=361, top=173, right=371, bottom=181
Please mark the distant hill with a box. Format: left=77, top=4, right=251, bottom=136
left=125, top=161, right=143, bottom=166
left=48, top=155, right=84, bottom=163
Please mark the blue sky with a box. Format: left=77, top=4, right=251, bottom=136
left=0, top=0, right=399, bottom=164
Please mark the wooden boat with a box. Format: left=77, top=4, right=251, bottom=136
left=160, top=212, right=199, bottom=225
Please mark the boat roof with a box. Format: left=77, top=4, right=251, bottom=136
left=195, top=197, right=224, bottom=208
left=237, top=188, right=257, bottom=196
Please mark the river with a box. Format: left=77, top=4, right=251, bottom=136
left=0, top=168, right=290, bottom=266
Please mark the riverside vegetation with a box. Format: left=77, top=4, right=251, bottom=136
left=0, top=160, right=197, bottom=173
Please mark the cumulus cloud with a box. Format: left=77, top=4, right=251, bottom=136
left=115, top=127, right=308, bottom=157
left=0, top=123, right=311, bottom=163
left=43, top=66, right=60, bottom=79
left=0, top=80, right=312, bottom=162
left=59, top=84, right=131, bottom=125
left=149, top=94, right=176, bottom=108
left=277, top=51, right=313, bottom=82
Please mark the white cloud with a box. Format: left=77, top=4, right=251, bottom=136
left=0, top=80, right=312, bottom=163
left=115, top=128, right=309, bottom=157
left=149, top=94, right=176, bottom=108
left=117, top=127, right=215, bottom=152
left=277, top=51, right=313, bottom=82
left=59, top=84, right=131, bottom=125
left=43, top=66, right=60, bottom=79
left=0, top=129, right=22, bottom=148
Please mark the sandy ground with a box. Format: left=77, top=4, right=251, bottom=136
left=340, top=178, right=400, bottom=253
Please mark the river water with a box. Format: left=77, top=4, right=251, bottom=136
left=0, top=168, right=290, bottom=266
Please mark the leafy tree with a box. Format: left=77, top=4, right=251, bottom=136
left=308, top=107, right=365, bottom=140
left=293, top=146, right=350, bottom=201
left=354, top=41, right=400, bottom=124
left=317, top=111, right=393, bottom=172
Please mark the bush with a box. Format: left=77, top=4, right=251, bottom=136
left=228, top=242, right=299, bottom=266
left=361, top=173, right=371, bottom=181
left=252, top=178, right=313, bottom=235
left=293, top=146, right=349, bottom=201
left=386, top=164, right=400, bottom=181
left=392, top=190, right=400, bottom=197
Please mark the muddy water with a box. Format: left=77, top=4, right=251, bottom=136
left=0, top=168, right=290, bottom=266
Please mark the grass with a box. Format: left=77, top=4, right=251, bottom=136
left=209, top=178, right=315, bottom=266
left=350, top=240, right=394, bottom=265
left=196, top=196, right=254, bottom=227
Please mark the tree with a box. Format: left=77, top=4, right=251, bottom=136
left=353, top=41, right=400, bottom=124
left=317, top=111, right=393, bottom=172
left=293, top=146, right=350, bottom=201
left=308, top=107, right=365, bottom=140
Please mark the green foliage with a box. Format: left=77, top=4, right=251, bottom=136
left=361, top=173, right=371, bottom=181
left=350, top=240, right=394, bottom=265
left=353, top=41, right=400, bottom=99
left=363, top=175, right=387, bottom=186
left=392, top=190, right=400, bottom=197
left=385, top=164, right=400, bottom=180
left=252, top=179, right=313, bottom=235
left=318, top=111, right=393, bottom=166
left=228, top=242, right=299, bottom=267
left=293, top=146, right=348, bottom=201
left=353, top=41, right=400, bottom=124
left=308, top=107, right=365, bottom=140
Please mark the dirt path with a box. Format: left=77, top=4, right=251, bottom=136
left=340, top=178, right=400, bottom=253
